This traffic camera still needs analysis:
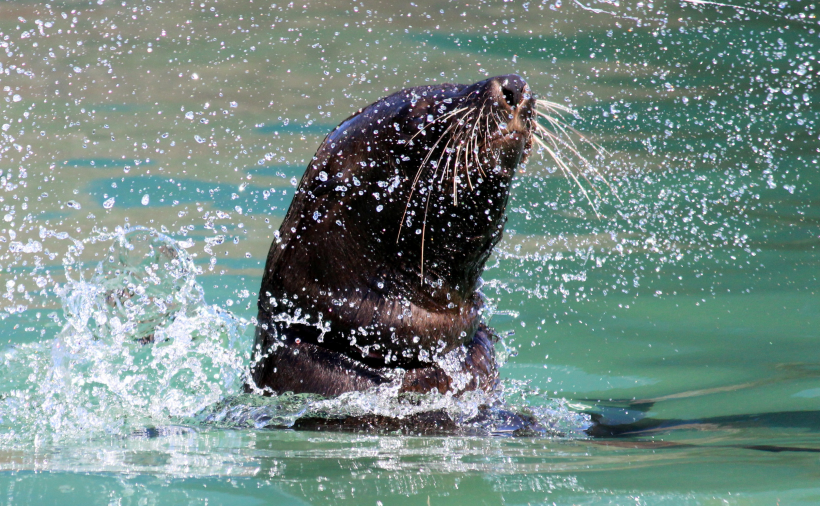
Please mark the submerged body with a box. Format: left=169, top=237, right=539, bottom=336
left=249, top=75, right=534, bottom=397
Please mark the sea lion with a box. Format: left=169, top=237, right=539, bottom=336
left=248, top=74, right=534, bottom=398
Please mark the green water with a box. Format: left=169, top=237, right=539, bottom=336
left=1, top=0, right=819, bottom=503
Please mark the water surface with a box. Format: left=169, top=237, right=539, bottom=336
left=0, top=0, right=818, bottom=503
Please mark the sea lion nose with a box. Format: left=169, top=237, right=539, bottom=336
left=491, top=74, right=529, bottom=109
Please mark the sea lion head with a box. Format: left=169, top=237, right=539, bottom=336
left=307, top=74, right=533, bottom=283
left=258, top=75, right=534, bottom=369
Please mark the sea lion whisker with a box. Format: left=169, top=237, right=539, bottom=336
left=467, top=107, right=486, bottom=176
left=437, top=136, right=458, bottom=186
left=462, top=123, right=475, bottom=192
left=453, top=130, right=473, bottom=201
left=534, top=113, right=611, bottom=174
left=464, top=164, right=474, bottom=191
left=449, top=122, right=470, bottom=204
left=420, top=107, right=476, bottom=277
left=397, top=113, right=471, bottom=242
left=533, top=110, right=621, bottom=203
left=533, top=126, right=617, bottom=203
left=533, top=136, right=601, bottom=218
left=417, top=112, right=468, bottom=181
left=436, top=113, right=471, bottom=188
left=435, top=136, right=459, bottom=186
left=479, top=111, right=494, bottom=178
left=533, top=110, right=600, bottom=167
left=535, top=111, right=581, bottom=152
left=533, top=124, right=590, bottom=173
left=544, top=134, right=605, bottom=203
left=483, top=106, right=492, bottom=140
left=550, top=118, right=609, bottom=157
left=409, top=106, right=469, bottom=141
left=493, top=110, right=507, bottom=135
left=534, top=101, right=610, bottom=158
left=454, top=112, right=477, bottom=199
left=478, top=109, right=490, bottom=176
left=534, top=126, right=604, bottom=200
left=471, top=108, right=491, bottom=179
left=418, top=121, right=471, bottom=278
left=535, top=98, right=576, bottom=115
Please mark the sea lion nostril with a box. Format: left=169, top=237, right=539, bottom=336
left=502, top=86, right=517, bottom=108
left=494, top=74, right=527, bottom=109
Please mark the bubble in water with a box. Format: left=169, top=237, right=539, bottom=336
left=141, top=194, right=150, bottom=206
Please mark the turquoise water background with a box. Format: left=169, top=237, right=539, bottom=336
left=0, top=0, right=819, bottom=503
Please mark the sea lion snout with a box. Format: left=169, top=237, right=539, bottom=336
left=478, top=74, right=534, bottom=164
left=490, top=73, right=531, bottom=111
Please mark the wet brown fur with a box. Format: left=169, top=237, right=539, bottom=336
left=249, top=75, right=534, bottom=398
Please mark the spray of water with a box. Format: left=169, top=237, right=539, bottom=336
left=0, top=226, right=590, bottom=445
left=0, top=227, right=252, bottom=445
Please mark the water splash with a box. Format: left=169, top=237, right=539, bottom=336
left=0, top=227, right=253, bottom=446
left=0, top=226, right=590, bottom=446
left=200, top=386, right=590, bottom=437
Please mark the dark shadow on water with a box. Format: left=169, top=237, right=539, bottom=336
left=288, top=407, right=555, bottom=438
left=586, top=410, right=820, bottom=453
left=589, top=409, right=820, bottom=437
